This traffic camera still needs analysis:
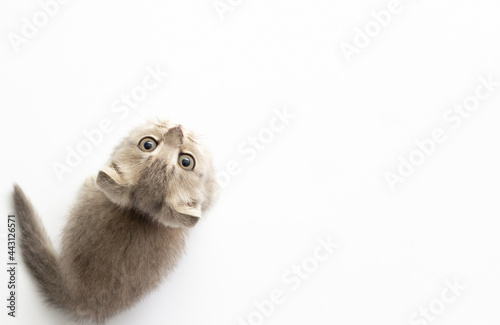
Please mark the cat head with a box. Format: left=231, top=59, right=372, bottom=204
left=96, top=120, right=219, bottom=228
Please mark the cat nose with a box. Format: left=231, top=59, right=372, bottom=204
left=165, top=126, right=184, bottom=147
left=168, top=126, right=183, bottom=137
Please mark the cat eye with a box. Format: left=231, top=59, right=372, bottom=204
left=178, top=154, right=195, bottom=170
left=138, top=137, right=157, bottom=152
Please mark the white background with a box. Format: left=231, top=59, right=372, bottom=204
left=1, top=0, right=500, bottom=324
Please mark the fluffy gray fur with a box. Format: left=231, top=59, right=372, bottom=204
left=13, top=121, right=219, bottom=323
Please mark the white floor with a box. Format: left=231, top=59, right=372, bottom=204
left=1, top=0, right=500, bottom=324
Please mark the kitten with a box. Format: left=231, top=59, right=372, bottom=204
left=13, top=120, right=219, bottom=323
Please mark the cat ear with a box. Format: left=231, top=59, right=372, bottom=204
left=96, top=165, right=128, bottom=204
left=172, top=201, right=202, bottom=218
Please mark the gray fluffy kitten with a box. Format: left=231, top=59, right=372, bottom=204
left=13, top=120, right=219, bottom=323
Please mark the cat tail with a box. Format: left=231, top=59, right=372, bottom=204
left=13, top=184, right=68, bottom=310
